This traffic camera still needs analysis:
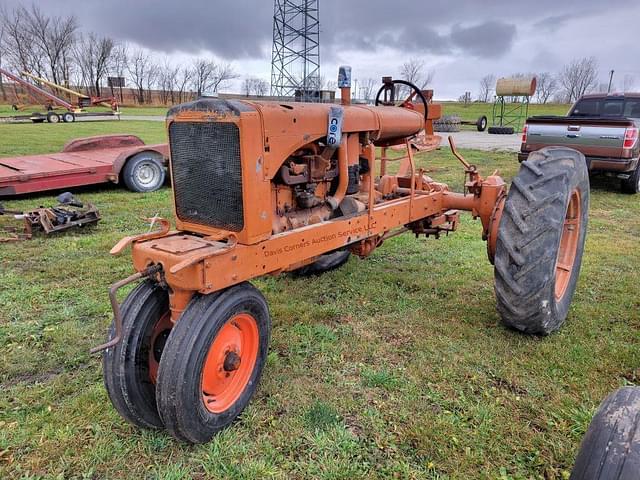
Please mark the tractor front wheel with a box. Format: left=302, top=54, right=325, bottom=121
left=103, top=281, right=171, bottom=429
left=494, top=147, right=589, bottom=334
left=156, top=283, right=271, bottom=443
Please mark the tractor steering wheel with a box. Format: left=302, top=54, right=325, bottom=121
left=375, top=79, right=429, bottom=121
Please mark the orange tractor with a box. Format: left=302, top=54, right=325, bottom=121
left=94, top=68, right=590, bottom=443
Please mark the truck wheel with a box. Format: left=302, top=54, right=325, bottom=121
left=476, top=115, right=488, bottom=132
left=570, top=387, right=640, bottom=479
left=46, top=112, right=60, bottom=124
left=488, top=126, right=514, bottom=135
left=292, top=249, right=351, bottom=276
left=122, top=152, right=165, bottom=193
left=621, top=164, right=640, bottom=194
left=103, top=281, right=171, bottom=429
left=494, top=147, right=589, bottom=334
left=156, top=283, right=271, bottom=443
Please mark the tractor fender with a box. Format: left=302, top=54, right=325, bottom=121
left=112, top=144, right=170, bottom=182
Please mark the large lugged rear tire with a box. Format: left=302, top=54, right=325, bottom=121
left=494, top=147, right=589, bottom=334
left=570, top=387, right=640, bottom=479
left=103, top=281, right=171, bottom=429
left=156, top=283, right=271, bottom=443
left=621, top=163, right=640, bottom=194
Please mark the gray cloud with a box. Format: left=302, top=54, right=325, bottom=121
left=450, top=21, right=517, bottom=58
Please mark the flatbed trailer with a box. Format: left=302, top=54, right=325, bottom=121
left=0, top=110, right=121, bottom=124
left=0, top=135, right=168, bottom=196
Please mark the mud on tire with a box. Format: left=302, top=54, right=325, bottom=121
left=494, top=147, right=589, bottom=334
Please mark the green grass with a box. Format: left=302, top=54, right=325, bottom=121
left=441, top=101, right=570, bottom=123
left=1, top=121, right=638, bottom=479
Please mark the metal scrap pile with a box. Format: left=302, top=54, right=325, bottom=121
left=0, top=192, right=100, bottom=242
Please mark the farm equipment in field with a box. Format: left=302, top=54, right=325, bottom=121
left=94, top=67, right=590, bottom=444
left=0, top=67, right=119, bottom=123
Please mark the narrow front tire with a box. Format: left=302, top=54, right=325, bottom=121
left=156, top=283, right=271, bottom=444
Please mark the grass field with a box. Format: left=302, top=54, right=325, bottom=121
left=1, top=120, right=638, bottom=479
left=1, top=101, right=572, bottom=121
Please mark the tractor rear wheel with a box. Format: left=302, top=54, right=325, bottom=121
left=570, top=387, right=640, bottom=479
left=291, top=249, right=351, bottom=276
left=103, top=281, right=171, bottom=429
left=156, top=283, right=271, bottom=443
left=494, top=147, right=589, bottom=334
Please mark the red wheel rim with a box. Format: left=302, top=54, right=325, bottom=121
left=201, top=313, right=259, bottom=414
left=555, top=189, right=581, bottom=301
left=148, top=312, right=173, bottom=383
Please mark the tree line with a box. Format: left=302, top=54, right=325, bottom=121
left=476, top=57, right=635, bottom=104
left=0, top=4, right=258, bottom=105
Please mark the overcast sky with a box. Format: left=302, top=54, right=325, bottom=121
left=4, top=0, right=640, bottom=99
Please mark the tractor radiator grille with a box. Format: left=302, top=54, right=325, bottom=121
left=169, top=121, right=244, bottom=231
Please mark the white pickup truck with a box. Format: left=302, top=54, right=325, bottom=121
left=519, top=93, right=640, bottom=193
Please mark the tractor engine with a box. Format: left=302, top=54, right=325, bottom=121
left=166, top=93, right=424, bottom=246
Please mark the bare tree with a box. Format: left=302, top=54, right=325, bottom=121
left=191, top=59, right=237, bottom=96
left=109, top=43, right=128, bottom=101
left=400, top=58, right=434, bottom=88
left=210, top=63, right=237, bottom=93
left=558, top=57, right=599, bottom=103
left=0, top=14, right=6, bottom=101
left=478, top=74, right=496, bottom=102
left=23, top=5, right=77, bottom=85
left=1, top=6, right=44, bottom=76
left=361, top=78, right=377, bottom=102
left=623, top=75, right=635, bottom=93
left=535, top=72, right=558, bottom=104
left=242, top=77, right=269, bottom=97
left=176, top=66, right=193, bottom=103
left=127, top=48, right=154, bottom=104
left=73, top=32, right=114, bottom=96
left=158, top=62, right=179, bottom=104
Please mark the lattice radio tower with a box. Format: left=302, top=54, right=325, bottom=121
left=270, top=0, right=320, bottom=100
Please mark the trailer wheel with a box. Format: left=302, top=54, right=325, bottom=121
left=103, top=281, right=171, bottom=429
left=494, top=147, right=589, bottom=334
left=156, top=283, right=270, bottom=443
left=292, top=249, right=351, bottom=276
left=476, top=115, right=488, bottom=132
left=122, top=152, right=165, bottom=193
left=570, top=387, right=640, bottom=479
left=621, top=163, right=640, bottom=194
left=46, top=112, right=60, bottom=124
left=62, top=112, right=75, bottom=123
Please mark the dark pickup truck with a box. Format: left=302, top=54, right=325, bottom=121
left=519, top=93, right=640, bottom=193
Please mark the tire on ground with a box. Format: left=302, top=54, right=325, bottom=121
left=621, top=163, right=640, bottom=194
left=62, top=112, right=75, bottom=123
left=488, top=126, right=515, bottom=135
left=121, top=152, right=166, bottom=193
left=570, top=386, right=640, bottom=479
left=103, top=281, right=171, bottom=429
left=291, top=249, right=351, bottom=276
left=433, top=115, right=461, bottom=133
left=156, top=282, right=271, bottom=443
left=494, top=147, right=589, bottom=334
left=476, top=115, right=488, bottom=132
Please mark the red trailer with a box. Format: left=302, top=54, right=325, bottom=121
left=0, top=135, right=169, bottom=196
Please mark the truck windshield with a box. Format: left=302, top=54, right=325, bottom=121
left=571, top=98, right=640, bottom=118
